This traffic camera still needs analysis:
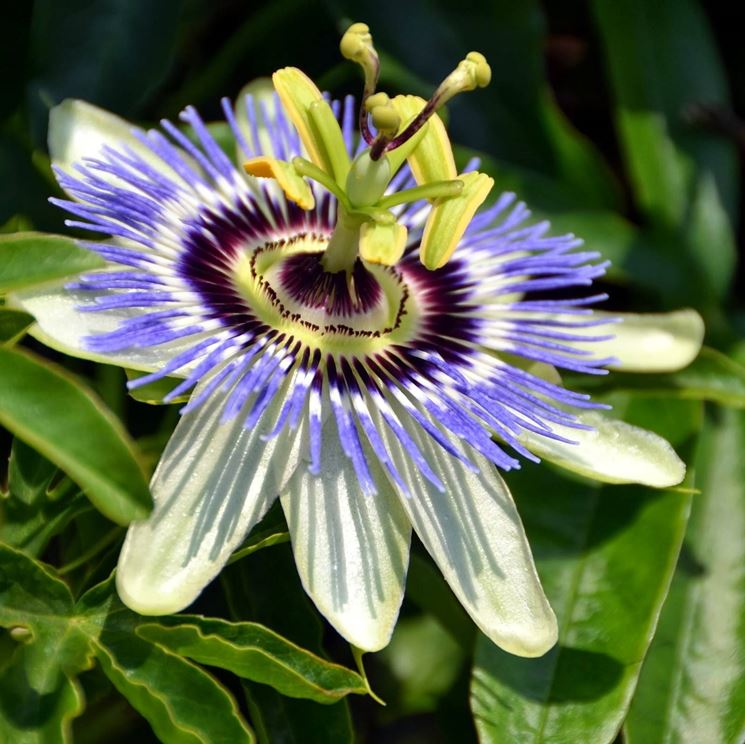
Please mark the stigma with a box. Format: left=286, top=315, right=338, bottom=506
left=243, top=22, right=495, bottom=274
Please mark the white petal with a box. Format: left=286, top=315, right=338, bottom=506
left=576, top=309, right=705, bottom=372
left=381, top=412, right=557, bottom=657
left=117, top=381, right=305, bottom=615
left=50, top=100, right=141, bottom=169
left=280, top=423, right=411, bottom=652
left=521, top=411, right=685, bottom=487
left=234, top=79, right=280, bottom=159
left=8, top=276, right=195, bottom=373
left=49, top=99, right=191, bottom=190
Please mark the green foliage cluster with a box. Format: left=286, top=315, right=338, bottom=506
left=2, top=0, right=745, bottom=742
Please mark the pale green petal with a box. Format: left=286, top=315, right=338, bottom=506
left=8, top=275, right=195, bottom=373
left=380, top=409, right=557, bottom=657
left=244, top=156, right=315, bottom=209
left=117, top=385, right=305, bottom=615
left=234, top=78, right=279, bottom=160
left=574, top=309, right=705, bottom=372
left=521, top=411, right=685, bottom=487
left=49, top=99, right=187, bottom=185
left=50, top=100, right=139, bottom=169
left=280, top=424, right=410, bottom=652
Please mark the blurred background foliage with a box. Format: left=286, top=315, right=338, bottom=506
left=2, top=1, right=745, bottom=743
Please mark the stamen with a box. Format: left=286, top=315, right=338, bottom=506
left=376, top=179, right=464, bottom=210
left=339, top=22, right=380, bottom=145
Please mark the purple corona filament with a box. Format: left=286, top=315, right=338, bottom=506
left=55, top=93, right=614, bottom=495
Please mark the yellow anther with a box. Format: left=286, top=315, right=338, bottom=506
left=272, top=67, right=349, bottom=181
left=389, top=95, right=456, bottom=184
left=419, top=171, right=494, bottom=269
left=244, top=156, right=315, bottom=210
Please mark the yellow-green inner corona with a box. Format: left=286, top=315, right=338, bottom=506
left=231, top=237, right=420, bottom=356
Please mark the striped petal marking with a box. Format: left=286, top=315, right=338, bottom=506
left=12, top=87, right=689, bottom=656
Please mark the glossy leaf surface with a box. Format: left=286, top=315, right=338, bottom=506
left=0, top=347, right=151, bottom=525
left=137, top=615, right=367, bottom=704
left=625, top=407, right=745, bottom=744
left=0, top=233, right=103, bottom=293
left=0, top=548, right=255, bottom=743
left=0, top=308, right=34, bottom=343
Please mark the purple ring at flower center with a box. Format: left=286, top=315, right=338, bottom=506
left=278, top=253, right=382, bottom=317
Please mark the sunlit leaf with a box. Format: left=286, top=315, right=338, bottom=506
left=0, top=233, right=103, bottom=293
left=0, top=347, right=151, bottom=525
left=0, top=308, right=34, bottom=344
left=0, top=548, right=256, bottom=743
left=0, top=545, right=94, bottom=743
left=625, top=407, right=745, bottom=744
left=137, top=616, right=366, bottom=704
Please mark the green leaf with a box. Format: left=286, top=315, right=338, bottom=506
left=92, top=637, right=253, bottom=744
left=0, top=487, right=89, bottom=559
left=625, top=407, right=745, bottom=744
left=137, top=616, right=366, bottom=704
left=0, top=347, right=151, bottom=525
left=7, top=438, right=58, bottom=506
left=0, top=547, right=255, bottom=744
left=0, top=652, right=84, bottom=744
left=572, top=347, right=745, bottom=409
left=0, top=545, right=92, bottom=743
left=471, top=428, right=692, bottom=743
left=222, top=545, right=354, bottom=744
left=0, top=308, right=34, bottom=344
left=540, top=94, right=622, bottom=211
left=379, top=614, right=463, bottom=715
left=0, top=233, right=103, bottom=293
left=0, top=439, right=89, bottom=557
left=592, top=0, right=738, bottom=300
left=124, top=369, right=189, bottom=406
left=243, top=683, right=354, bottom=744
